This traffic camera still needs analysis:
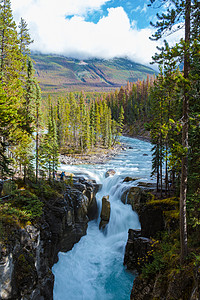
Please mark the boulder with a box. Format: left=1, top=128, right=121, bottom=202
left=121, top=186, right=164, bottom=238
left=124, top=229, right=154, bottom=272
left=123, top=177, right=137, bottom=183
left=73, top=182, right=86, bottom=193
left=121, top=186, right=150, bottom=215
left=99, top=196, right=111, bottom=230
left=105, top=169, right=116, bottom=178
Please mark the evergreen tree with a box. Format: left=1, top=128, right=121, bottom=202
left=35, top=82, right=42, bottom=183
left=90, top=101, right=95, bottom=148
left=79, top=91, right=86, bottom=152
left=24, top=57, right=36, bottom=131
left=0, top=0, right=23, bottom=87
left=118, top=105, right=124, bottom=137
left=40, top=99, right=59, bottom=180
left=18, top=17, right=33, bottom=56
left=12, top=131, right=34, bottom=182
left=149, top=0, right=194, bottom=262
left=68, top=92, right=78, bottom=149
left=94, top=101, right=101, bottom=146
left=83, top=107, right=91, bottom=150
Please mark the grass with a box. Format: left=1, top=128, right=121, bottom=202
left=0, top=179, right=65, bottom=244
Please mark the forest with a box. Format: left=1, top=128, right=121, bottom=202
left=0, top=0, right=200, bottom=298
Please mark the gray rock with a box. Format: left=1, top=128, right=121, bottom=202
left=99, top=195, right=111, bottom=230
left=105, top=169, right=116, bottom=178
left=123, top=177, right=137, bottom=183
left=0, top=178, right=99, bottom=299
left=0, top=253, right=13, bottom=299
left=124, top=229, right=153, bottom=271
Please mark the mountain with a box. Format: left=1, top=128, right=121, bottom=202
left=31, top=54, right=156, bottom=96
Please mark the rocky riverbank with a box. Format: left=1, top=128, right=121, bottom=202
left=60, top=144, right=125, bottom=165
left=0, top=177, right=99, bottom=299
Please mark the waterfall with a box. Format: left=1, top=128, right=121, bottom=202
left=53, top=137, right=153, bottom=300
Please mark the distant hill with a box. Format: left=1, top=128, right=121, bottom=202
left=31, top=54, right=156, bottom=96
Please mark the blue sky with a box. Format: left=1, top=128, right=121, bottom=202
left=11, top=0, right=182, bottom=67
left=84, top=0, right=152, bottom=28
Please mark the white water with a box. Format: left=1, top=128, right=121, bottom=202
left=53, top=137, right=154, bottom=300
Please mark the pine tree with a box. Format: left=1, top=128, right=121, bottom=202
left=18, top=17, right=33, bottom=56
left=12, top=132, right=34, bottom=182
left=40, top=99, right=59, bottom=180
left=94, top=100, right=101, bottom=146
left=149, top=0, right=194, bottom=262
left=79, top=91, right=86, bottom=152
left=118, top=105, right=124, bottom=136
left=83, top=107, right=91, bottom=150
left=35, top=82, right=41, bottom=183
left=0, top=0, right=23, bottom=87
left=24, top=57, right=36, bottom=131
left=68, top=92, right=78, bottom=149
left=90, top=101, right=95, bottom=148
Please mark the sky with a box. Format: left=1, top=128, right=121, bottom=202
left=11, top=0, right=183, bottom=67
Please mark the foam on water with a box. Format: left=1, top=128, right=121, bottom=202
left=53, top=137, right=153, bottom=300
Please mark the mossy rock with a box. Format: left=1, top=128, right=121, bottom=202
left=14, top=250, right=37, bottom=291
left=121, top=186, right=153, bottom=215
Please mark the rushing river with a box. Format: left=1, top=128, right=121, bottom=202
left=53, top=136, right=154, bottom=300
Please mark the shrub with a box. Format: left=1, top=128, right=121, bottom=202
left=12, top=190, right=43, bottom=220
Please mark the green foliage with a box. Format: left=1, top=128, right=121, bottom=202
left=187, top=189, right=200, bottom=228
left=147, top=197, right=178, bottom=207
left=12, top=190, right=43, bottom=219
left=142, top=232, right=180, bottom=279
left=142, top=250, right=166, bottom=279
left=0, top=190, right=43, bottom=225
left=0, top=1, right=41, bottom=181
left=18, top=17, right=33, bottom=56
left=39, top=98, right=59, bottom=179
left=2, top=180, right=17, bottom=196
left=65, top=174, right=74, bottom=187
left=30, top=180, right=63, bottom=200
left=191, top=252, right=200, bottom=267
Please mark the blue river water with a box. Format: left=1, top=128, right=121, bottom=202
left=53, top=137, right=153, bottom=300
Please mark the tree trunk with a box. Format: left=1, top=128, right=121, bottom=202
left=180, top=0, right=191, bottom=264
left=36, top=132, right=39, bottom=183
left=36, top=106, right=39, bottom=183
left=0, top=28, right=5, bottom=83
left=165, top=143, right=168, bottom=196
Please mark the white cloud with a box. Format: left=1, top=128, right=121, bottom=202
left=11, top=0, right=110, bottom=19
left=11, top=0, right=181, bottom=67
left=132, top=6, right=141, bottom=12
left=141, top=4, right=147, bottom=13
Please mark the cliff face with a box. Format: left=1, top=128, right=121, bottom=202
left=0, top=177, right=99, bottom=300
left=122, top=187, right=200, bottom=300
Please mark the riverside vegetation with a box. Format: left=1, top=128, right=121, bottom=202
left=0, top=0, right=200, bottom=299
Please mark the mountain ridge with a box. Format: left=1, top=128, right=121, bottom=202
left=31, top=53, right=156, bottom=95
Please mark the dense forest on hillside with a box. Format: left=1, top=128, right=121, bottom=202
left=0, top=0, right=200, bottom=298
